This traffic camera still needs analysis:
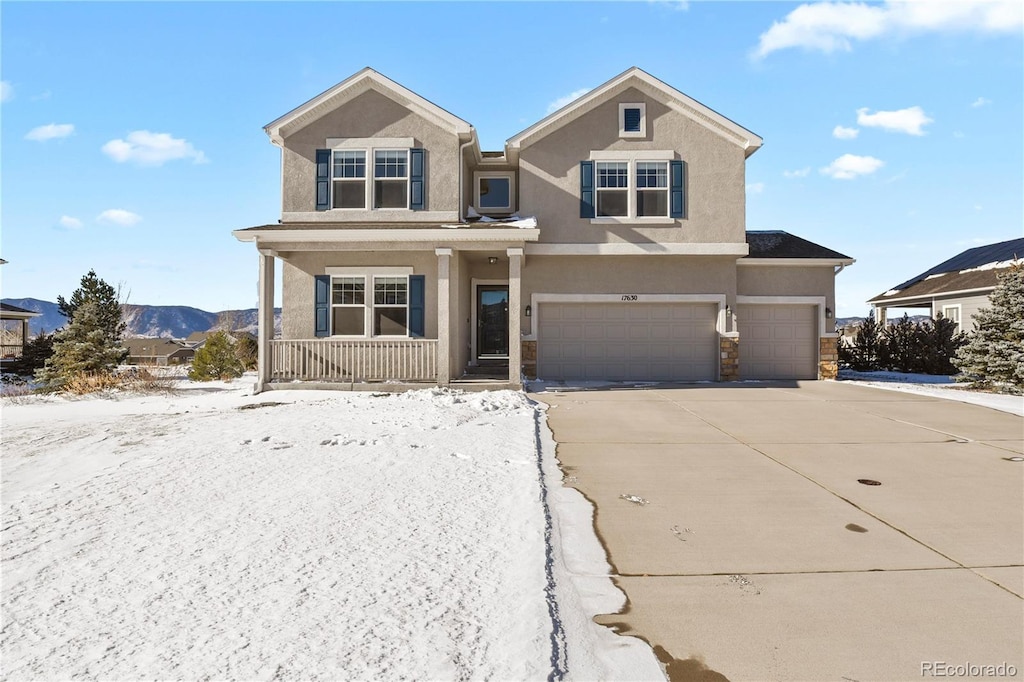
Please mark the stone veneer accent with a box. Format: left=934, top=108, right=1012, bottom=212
left=720, top=336, right=740, bottom=381
left=522, top=340, right=537, bottom=379
left=819, top=337, right=838, bottom=379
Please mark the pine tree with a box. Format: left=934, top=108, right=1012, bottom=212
left=57, top=269, right=127, bottom=347
left=189, top=332, right=244, bottom=381
left=954, top=263, right=1024, bottom=390
left=884, top=314, right=924, bottom=373
left=839, top=311, right=886, bottom=371
left=36, top=300, right=129, bottom=387
left=918, top=314, right=967, bottom=375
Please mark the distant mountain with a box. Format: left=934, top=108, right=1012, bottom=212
left=2, top=298, right=281, bottom=339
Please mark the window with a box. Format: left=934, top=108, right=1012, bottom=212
left=374, top=150, right=408, bottom=209
left=636, top=162, right=668, bottom=217
left=941, top=304, right=961, bottom=331
left=618, top=103, right=646, bottom=138
left=332, top=151, right=366, bottom=209
left=474, top=172, right=515, bottom=213
left=596, top=162, right=629, bottom=217
left=329, top=275, right=409, bottom=337
left=320, top=145, right=423, bottom=212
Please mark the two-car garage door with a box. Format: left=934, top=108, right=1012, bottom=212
left=737, top=304, right=818, bottom=380
left=537, top=302, right=718, bottom=381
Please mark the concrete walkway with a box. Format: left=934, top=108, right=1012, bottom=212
left=534, top=381, right=1023, bottom=681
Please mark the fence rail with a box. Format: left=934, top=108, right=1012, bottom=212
left=269, top=339, right=438, bottom=382
left=0, top=344, right=24, bottom=360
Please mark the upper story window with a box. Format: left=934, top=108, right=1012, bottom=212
left=474, top=171, right=515, bottom=214
left=317, top=142, right=423, bottom=212
left=618, top=103, right=646, bottom=138
left=581, top=152, right=683, bottom=221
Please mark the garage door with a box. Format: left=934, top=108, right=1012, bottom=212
left=537, top=302, right=718, bottom=381
left=738, top=304, right=817, bottom=380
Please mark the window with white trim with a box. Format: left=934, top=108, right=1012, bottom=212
left=595, top=160, right=669, bottom=218
left=618, top=103, right=646, bottom=138
left=474, top=171, right=515, bottom=214
left=330, top=275, right=410, bottom=337
left=329, top=148, right=410, bottom=210
left=941, top=304, right=961, bottom=331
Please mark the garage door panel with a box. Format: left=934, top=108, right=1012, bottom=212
left=538, top=302, right=717, bottom=381
left=738, top=304, right=817, bottom=380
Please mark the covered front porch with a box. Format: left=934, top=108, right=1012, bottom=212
left=233, top=223, right=538, bottom=393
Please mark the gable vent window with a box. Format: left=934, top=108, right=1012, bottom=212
left=619, top=102, right=646, bottom=138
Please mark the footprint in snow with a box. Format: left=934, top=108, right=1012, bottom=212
left=320, top=439, right=338, bottom=446
left=450, top=452, right=471, bottom=460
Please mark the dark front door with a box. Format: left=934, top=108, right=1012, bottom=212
left=477, top=286, right=509, bottom=358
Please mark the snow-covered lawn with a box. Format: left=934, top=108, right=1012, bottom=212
left=1, top=377, right=660, bottom=680
left=838, top=369, right=1024, bottom=416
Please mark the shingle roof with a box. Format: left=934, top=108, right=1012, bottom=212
left=868, top=236, right=1024, bottom=303
left=1, top=302, right=41, bottom=316
left=745, top=231, right=852, bottom=260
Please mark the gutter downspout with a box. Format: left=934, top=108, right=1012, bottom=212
left=458, top=128, right=477, bottom=223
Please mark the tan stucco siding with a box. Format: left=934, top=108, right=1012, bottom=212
left=280, top=251, right=439, bottom=340
left=738, top=265, right=836, bottom=307
left=518, top=86, right=746, bottom=245
left=519, top=255, right=737, bottom=336
left=280, top=89, right=461, bottom=216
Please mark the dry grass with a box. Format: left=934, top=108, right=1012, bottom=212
left=60, top=368, right=178, bottom=395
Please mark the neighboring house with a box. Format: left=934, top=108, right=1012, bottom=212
left=124, top=338, right=195, bottom=366
left=185, top=330, right=257, bottom=349
left=868, top=237, right=1024, bottom=332
left=233, top=67, right=853, bottom=391
left=1, top=303, right=41, bottom=364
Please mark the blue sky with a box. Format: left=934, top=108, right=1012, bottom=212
left=2, top=1, right=1021, bottom=318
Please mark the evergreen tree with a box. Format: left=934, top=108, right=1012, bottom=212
left=189, top=332, right=244, bottom=381
left=36, top=300, right=129, bottom=387
left=918, top=314, right=967, bottom=375
left=8, top=333, right=55, bottom=375
left=954, top=263, right=1024, bottom=389
left=57, top=270, right=126, bottom=347
left=235, top=335, right=258, bottom=371
left=884, top=314, right=924, bottom=373
left=839, top=311, right=886, bottom=371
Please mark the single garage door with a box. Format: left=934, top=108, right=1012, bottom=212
left=537, top=302, right=718, bottom=381
left=738, top=304, right=817, bottom=380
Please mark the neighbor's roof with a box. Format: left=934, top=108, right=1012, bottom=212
left=868, top=236, right=1024, bottom=304
left=264, top=67, right=472, bottom=146
left=744, top=231, right=852, bottom=261
left=123, top=338, right=193, bottom=356
left=507, top=67, right=763, bottom=158
left=1, top=302, right=41, bottom=317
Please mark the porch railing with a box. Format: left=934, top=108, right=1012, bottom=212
left=269, top=339, right=438, bottom=382
left=0, top=344, right=24, bottom=360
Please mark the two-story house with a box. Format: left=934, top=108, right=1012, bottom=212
left=234, top=67, right=853, bottom=392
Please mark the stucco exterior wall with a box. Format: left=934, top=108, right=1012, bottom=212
left=518, top=86, right=747, bottom=245
left=280, top=89, right=461, bottom=218
left=737, top=264, right=837, bottom=314
left=280, top=251, right=439, bottom=340
left=518, top=255, right=737, bottom=336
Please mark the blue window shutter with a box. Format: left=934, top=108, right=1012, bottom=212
left=580, top=161, right=595, bottom=218
left=315, top=149, right=331, bottom=211
left=409, top=148, right=425, bottom=210
left=314, top=275, right=330, bottom=337
left=624, top=108, right=642, bottom=133
left=670, top=160, right=685, bottom=219
left=409, top=275, right=425, bottom=337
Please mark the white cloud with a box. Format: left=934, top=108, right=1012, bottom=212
left=97, top=209, right=142, bottom=226
left=25, top=123, right=75, bottom=141
left=102, top=130, right=208, bottom=166
left=746, top=182, right=765, bottom=194
left=754, top=0, right=1022, bottom=59
left=0, top=81, right=12, bottom=103
left=971, top=96, right=992, bottom=108
left=58, top=215, right=83, bottom=230
left=783, top=167, right=811, bottom=178
left=832, top=125, right=859, bottom=139
left=820, top=154, right=885, bottom=179
left=546, top=88, right=590, bottom=115
left=649, top=0, right=689, bottom=11
left=856, top=106, right=933, bottom=135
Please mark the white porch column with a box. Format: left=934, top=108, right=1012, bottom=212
left=256, top=249, right=275, bottom=393
left=507, top=247, right=523, bottom=387
left=436, top=248, right=452, bottom=386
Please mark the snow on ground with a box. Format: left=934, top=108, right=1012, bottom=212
left=1, top=376, right=662, bottom=680
left=838, top=370, right=1024, bottom=416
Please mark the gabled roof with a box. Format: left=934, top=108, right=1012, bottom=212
left=744, top=231, right=852, bottom=261
left=264, top=67, right=473, bottom=146
left=1, top=302, right=41, bottom=318
left=506, top=67, right=763, bottom=158
left=868, top=236, right=1024, bottom=304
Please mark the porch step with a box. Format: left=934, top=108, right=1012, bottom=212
left=461, top=363, right=509, bottom=380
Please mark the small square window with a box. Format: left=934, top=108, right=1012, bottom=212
left=473, top=172, right=515, bottom=214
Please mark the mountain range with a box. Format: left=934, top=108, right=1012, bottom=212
left=2, top=298, right=282, bottom=339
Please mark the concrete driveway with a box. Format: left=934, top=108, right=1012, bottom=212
left=534, top=381, right=1023, bottom=681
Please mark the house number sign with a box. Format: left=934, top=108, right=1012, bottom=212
left=620, top=294, right=639, bottom=301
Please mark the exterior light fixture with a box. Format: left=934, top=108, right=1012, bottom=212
left=725, top=304, right=731, bottom=316
left=825, top=307, right=833, bottom=318
left=525, top=305, right=532, bottom=317
left=488, top=256, right=499, bottom=264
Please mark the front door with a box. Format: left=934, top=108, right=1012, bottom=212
left=477, top=286, right=509, bottom=358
